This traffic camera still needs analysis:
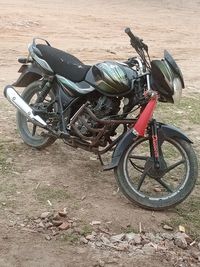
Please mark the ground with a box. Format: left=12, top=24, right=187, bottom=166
left=0, top=0, right=200, bottom=266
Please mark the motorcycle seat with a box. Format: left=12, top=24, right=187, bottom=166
left=36, top=44, right=91, bottom=82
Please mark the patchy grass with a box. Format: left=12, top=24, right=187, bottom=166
left=61, top=232, right=79, bottom=244
left=155, top=95, right=200, bottom=126
left=163, top=197, right=200, bottom=240
left=80, top=224, right=93, bottom=236
left=123, top=225, right=138, bottom=234
left=34, top=185, right=70, bottom=203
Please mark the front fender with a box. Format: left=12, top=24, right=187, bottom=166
left=13, top=63, right=42, bottom=87
left=103, top=129, right=138, bottom=171
left=103, top=122, right=192, bottom=171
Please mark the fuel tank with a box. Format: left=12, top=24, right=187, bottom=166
left=85, top=61, right=138, bottom=96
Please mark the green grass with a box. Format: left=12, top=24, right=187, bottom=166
left=155, top=95, right=200, bottom=126
left=61, top=232, right=79, bottom=244
left=80, top=224, right=93, bottom=236
left=163, top=197, right=200, bottom=240
left=34, top=185, right=70, bottom=203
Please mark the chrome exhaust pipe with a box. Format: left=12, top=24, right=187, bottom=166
left=4, top=85, right=47, bottom=127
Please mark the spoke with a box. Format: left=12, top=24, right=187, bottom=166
left=32, top=125, right=37, bottom=136
left=165, top=159, right=185, bottom=173
left=129, top=155, right=149, bottom=160
left=137, top=170, right=149, bottom=191
left=156, top=179, right=173, bottom=193
left=129, top=159, right=144, bottom=173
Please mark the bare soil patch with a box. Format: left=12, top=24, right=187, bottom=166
left=0, top=0, right=199, bottom=266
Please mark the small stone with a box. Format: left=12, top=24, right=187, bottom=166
left=52, top=230, right=59, bottom=236
left=80, top=237, right=88, bottom=244
left=46, top=222, right=53, bottom=228
left=154, top=187, right=162, bottom=192
left=90, top=221, right=101, bottom=226
left=100, top=236, right=110, bottom=245
left=116, top=242, right=129, bottom=251
left=20, top=223, right=25, bottom=227
left=58, top=222, right=70, bottom=231
left=163, top=224, right=173, bottom=231
left=125, top=232, right=136, bottom=242
left=53, top=213, right=61, bottom=220
left=174, top=232, right=188, bottom=249
left=45, top=235, right=51, bottom=241
left=179, top=225, right=185, bottom=233
left=89, top=156, right=97, bottom=161
left=34, top=219, right=41, bottom=224
left=58, top=208, right=67, bottom=217
left=85, top=234, right=95, bottom=241
left=38, top=221, right=45, bottom=228
left=95, top=241, right=103, bottom=247
left=110, top=233, right=125, bottom=243
left=160, top=233, right=174, bottom=241
left=52, top=220, right=63, bottom=227
left=129, top=234, right=142, bottom=245
left=142, top=243, right=155, bottom=255
left=40, top=212, right=51, bottom=219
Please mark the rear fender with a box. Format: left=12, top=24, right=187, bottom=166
left=13, top=63, right=42, bottom=87
left=103, top=122, right=192, bottom=171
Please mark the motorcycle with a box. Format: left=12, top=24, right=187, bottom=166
left=4, top=28, right=198, bottom=210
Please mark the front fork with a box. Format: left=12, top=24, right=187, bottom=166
left=132, top=92, right=161, bottom=169
left=149, top=119, right=160, bottom=169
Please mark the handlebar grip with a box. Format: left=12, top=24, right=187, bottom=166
left=125, top=27, right=135, bottom=40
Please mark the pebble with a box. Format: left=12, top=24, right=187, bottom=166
left=52, top=220, right=63, bottom=227
left=90, top=221, right=101, bottom=226
left=174, top=232, right=188, bottom=249
left=80, top=237, right=88, bottom=244
left=53, top=213, right=61, bottom=221
left=142, top=243, right=156, bottom=255
left=45, top=235, right=51, bottom=241
left=110, top=234, right=125, bottom=243
left=86, top=234, right=96, bottom=241
left=58, top=222, right=70, bottom=231
left=46, top=222, right=53, bottom=228
left=163, top=224, right=173, bottom=231
left=34, top=219, right=41, bottom=224
left=100, top=236, right=110, bottom=245
left=38, top=221, right=45, bottom=228
left=58, top=209, right=67, bottom=217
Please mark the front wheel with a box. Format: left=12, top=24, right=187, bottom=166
left=16, top=81, right=57, bottom=149
left=114, top=137, right=198, bottom=210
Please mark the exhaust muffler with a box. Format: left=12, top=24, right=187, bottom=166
left=4, top=85, right=47, bottom=127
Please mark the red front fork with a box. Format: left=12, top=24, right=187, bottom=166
left=133, top=94, right=160, bottom=168
left=133, top=95, right=158, bottom=137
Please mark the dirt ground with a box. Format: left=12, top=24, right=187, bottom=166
left=0, top=0, right=199, bottom=266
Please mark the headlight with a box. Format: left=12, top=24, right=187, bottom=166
left=172, top=77, right=182, bottom=104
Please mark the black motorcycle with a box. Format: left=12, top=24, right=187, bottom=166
left=4, top=28, right=198, bottom=210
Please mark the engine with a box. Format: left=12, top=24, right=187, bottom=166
left=74, top=96, right=120, bottom=139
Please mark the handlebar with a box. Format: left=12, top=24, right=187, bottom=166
left=125, top=27, right=148, bottom=52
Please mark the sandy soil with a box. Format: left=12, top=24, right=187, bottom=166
left=0, top=0, right=199, bottom=266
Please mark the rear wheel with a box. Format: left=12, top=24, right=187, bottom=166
left=16, top=81, right=57, bottom=149
left=115, top=137, right=198, bottom=210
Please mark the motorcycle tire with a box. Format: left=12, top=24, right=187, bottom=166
left=114, top=136, right=198, bottom=210
left=16, top=80, right=56, bottom=149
